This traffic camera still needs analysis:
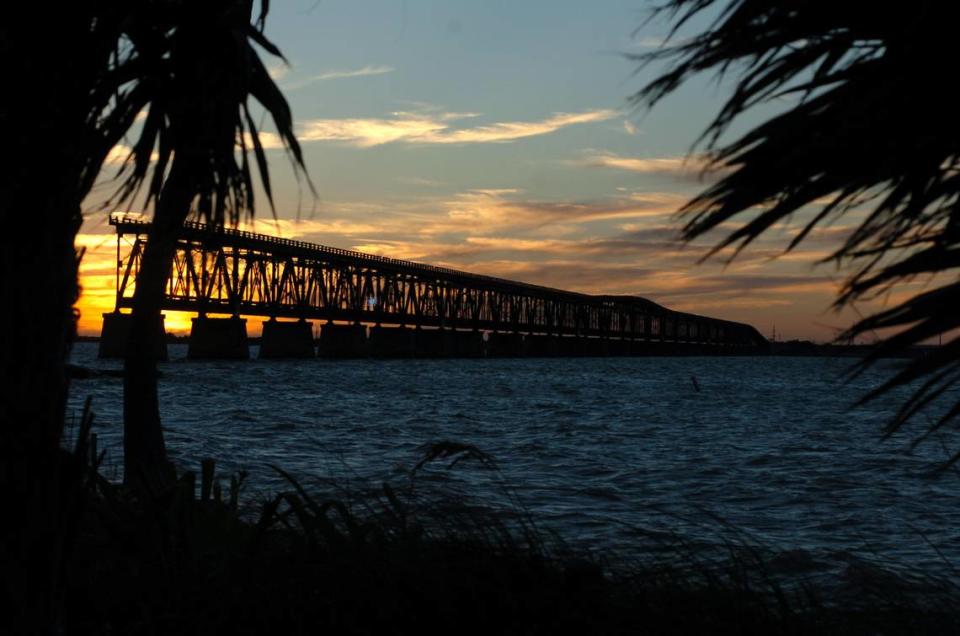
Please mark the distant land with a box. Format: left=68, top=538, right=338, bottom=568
left=768, top=340, right=939, bottom=359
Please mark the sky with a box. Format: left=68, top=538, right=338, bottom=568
left=75, top=0, right=922, bottom=340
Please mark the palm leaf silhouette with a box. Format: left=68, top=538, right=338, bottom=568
left=108, top=1, right=312, bottom=224
left=634, top=1, right=960, bottom=460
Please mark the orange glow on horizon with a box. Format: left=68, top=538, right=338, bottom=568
left=74, top=212, right=902, bottom=344
left=75, top=234, right=272, bottom=337
left=74, top=232, right=846, bottom=344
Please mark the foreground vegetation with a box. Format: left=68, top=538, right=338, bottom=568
left=7, top=427, right=952, bottom=635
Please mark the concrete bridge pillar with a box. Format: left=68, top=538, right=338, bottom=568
left=525, top=334, right=559, bottom=357
left=368, top=325, right=416, bottom=358
left=581, top=337, right=608, bottom=357
left=629, top=338, right=652, bottom=356
left=451, top=330, right=485, bottom=357
left=414, top=327, right=453, bottom=358
left=259, top=319, right=315, bottom=358
left=486, top=332, right=525, bottom=357
left=98, top=311, right=168, bottom=360
left=188, top=316, right=249, bottom=359
left=317, top=323, right=367, bottom=358
left=553, top=335, right=581, bottom=357
left=607, top=338, right=631, bottom=357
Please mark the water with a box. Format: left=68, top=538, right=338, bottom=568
left=67, top=343, right=960, bottom=579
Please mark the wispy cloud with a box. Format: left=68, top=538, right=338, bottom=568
left=103, top=145, right=131, bottom=165
left=298, top=109, right=618, bottom=147
left=300, top=113, right=446, bottom=147
left=281, top=64, right=395, bottom=90
left=427, top=188, right=684, bottom=234
left=238, top=218, right=388, bottom=238
left=627, top=34, right=691, bottom=51
left=578, top=151, right=715, bottom=178
left=267, top=62, right=290, bottom=81
left=395, top=176, right=444, bottom=188
left=153, top=109, right=618, bottom=153
left=103, top=144, right=160, bottom=165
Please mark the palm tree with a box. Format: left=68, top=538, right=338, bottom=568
left=109, top=0, right=310, bottom=489
left=634, top=1, right=960, bottom=460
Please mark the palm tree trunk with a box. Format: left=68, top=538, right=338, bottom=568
left=0, top=185, right=83, bottom=636
left=123, top=158, right=197, bottom=491
left=0, top=208, right=79, bottom=447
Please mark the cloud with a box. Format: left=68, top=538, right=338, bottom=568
left=472, top=260, right=661, bottom=294
left=300, top=114, right=446, bottom=147
left=238, top=218, right=385, bottom=237
left=103, top=144, right=160, bottom=165
left=578, top=151, right=715, bottom=178
left=628, top=34, right=692, bottom=51
left=267, top=62, right=290, bottom=81
left=395, top=176, right=444, bottom=188
left=651, top=274, right=839, bottom=299
left=111, top=109, right=618, bottom=156
left=282, top=64, right=395, bottom=90
left=298, top=109, right=618, bottom=147
left=241, top=130, right=285, bottom=150
left=424, top=188, right=685, bottom=235
left=428, top=111, right=619, bottom=144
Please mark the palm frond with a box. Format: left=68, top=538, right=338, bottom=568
left=104, top=0, right=313, bottom=228
left=635, top=1, right=960, bottom=450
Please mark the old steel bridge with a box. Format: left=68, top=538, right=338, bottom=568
left=102, top=215, right=767, bottom=358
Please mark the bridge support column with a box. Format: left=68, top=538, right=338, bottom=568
left=560, top=334, right=580, bottom=356
left=486, top=332, right=525, bottom=357
left=259, top=319, right=315, bottom=359
left=414, top=327, right=453, bottom=358
left=451, top=330, right=485, bottom=357
left=654, top=340, right=679, bottom=356
left=188, top=316, right=249, bottom=359
left=607, top=338, right=631, bottom=357
left=525, top=334, right=559, bottom=357
left=580, top=337, right=608, bottom=357
left=98, top=311, right=168, bottom=360
left=317, top=323, right=367, bottom=358
left=555, top=335, right=583, bottom=357
left=368, top=325, right=415, bottom=358
left=629, top=338, right=653, bottom=356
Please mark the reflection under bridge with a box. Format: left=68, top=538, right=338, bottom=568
left=100, top=215, right=768, bottom=359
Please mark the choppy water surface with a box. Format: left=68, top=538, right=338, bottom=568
left=67, top=343, right=960, bottom=578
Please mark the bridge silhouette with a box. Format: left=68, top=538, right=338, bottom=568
left=99, top=214, right=768, bottom=359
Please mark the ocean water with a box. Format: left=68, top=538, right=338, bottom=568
left=67, top=342, right=960, bottom=579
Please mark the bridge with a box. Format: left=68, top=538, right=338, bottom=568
left=99, top=214, right=768, bottom=359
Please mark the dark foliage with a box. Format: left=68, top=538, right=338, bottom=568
left=0, top=3, right=134, bottom=453
left=107, top=0, right=311, bottom=226
left=0, top=7, right=161, bottom=632
left=634, top=1, right=960, bottom=457
left=55, top=446, right=960, bottom=635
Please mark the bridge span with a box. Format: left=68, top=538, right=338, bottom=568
left=99, top=215, right=768, bottom=359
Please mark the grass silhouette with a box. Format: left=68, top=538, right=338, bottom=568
left=19, top=436, right=952, bottom=634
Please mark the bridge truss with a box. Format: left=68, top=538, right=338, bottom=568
left=110, top=216, right=766, bottom=347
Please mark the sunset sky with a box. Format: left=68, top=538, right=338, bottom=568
left=75, top=0, right=919, bottom=340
